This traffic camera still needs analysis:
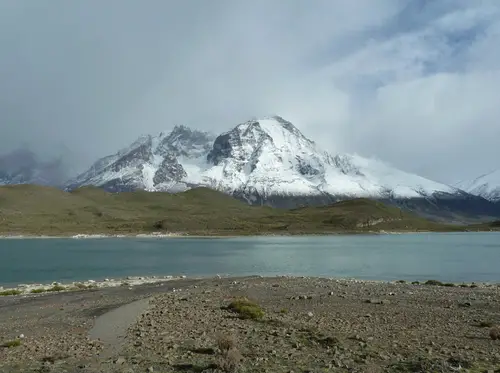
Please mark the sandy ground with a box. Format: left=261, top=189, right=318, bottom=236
left=1, top=276, right=500, bottom=373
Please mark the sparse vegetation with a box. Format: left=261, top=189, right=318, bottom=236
left=2, top=339, right=21, bottom=348
left=30, top=288, right=46, bottom=294
left=443, top=282, right=455, bottom=287
left=0, top=289, right=22, bottom=296
left=0, top=185, right=476, bottom=236
left=279, top=308, right=288, bottom=314
left=216, top=333, right=237, bottom=353
left=46, top=285, right=66, bottom=292
left=226, top=297, right=264, bottom=320
left=424, top=280, right=444, bottom=286
left=72, top=282, right=94, bottom=290
left=216, top=333, right=242, bottom=373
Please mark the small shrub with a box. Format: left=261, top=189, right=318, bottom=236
left=424, top=280, right=444, bottom=286
left=490, top=327, right=500, bottom=340
left=217, top=348, right=243, bottom=373
left=411, top=281, right=420, bottom=285
left=74, top=282, right=89, bottom=290
left=217, top=333, right=237, bottom=352
left=47, top=285, right=65, bottom=292
left=0, top=289, right=22, bottom=296
left=30, top=288, right=46, bottom=294
left=280, top=308, right=288, bottom=314
left=396, top=280, right=406, bottom=284
left=215, top=333, right=242, bottom=372
left=227, top=298, right=264, bottom=320
left=443, top=283, right=456, bottom=287
left=2, top=339, right=21, bottom=348
left=459, top=283, right=470, bottom=288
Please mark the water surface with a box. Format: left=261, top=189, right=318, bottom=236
left=0, top=233, right=498, bottom=286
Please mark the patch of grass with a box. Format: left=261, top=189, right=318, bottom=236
left=411, top=281, right=420, bottom=285
left=226, top=297, right=264, bottom=320
left=443, top=282, right=456, bottom=287
left=279, top=308, right=288, bottom=314
left=424, top=280, right=444, bottom=286
left=2, top=339, right=21, bottom=348
left=0, top=289, right=22, bottom=296
left=30, top=288, right=46, bottom=294
left=459, top=283, right=470, bottom=288
left=46, top=285, right=65, bottom=292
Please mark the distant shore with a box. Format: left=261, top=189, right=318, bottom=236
left=1, top=229, right=496, bottom=240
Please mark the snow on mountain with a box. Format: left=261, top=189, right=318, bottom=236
left=68, top=116, right=462, bottom=202
left=67, top=126, right=216, bottom=192
left=455, top=169, right=500, bottom=203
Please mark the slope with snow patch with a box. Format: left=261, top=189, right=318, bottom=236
left=455, top=169, right=500, bottom=203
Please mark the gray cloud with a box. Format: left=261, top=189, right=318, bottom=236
left=0, top=0, right=499, bottom=182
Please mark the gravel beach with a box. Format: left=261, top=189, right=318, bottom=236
left=1, top=276, right=500, bottom=373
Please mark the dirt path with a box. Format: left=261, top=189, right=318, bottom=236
left=88, top=297, right=152, bottom=360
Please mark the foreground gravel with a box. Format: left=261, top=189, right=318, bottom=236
left=1, top=276, right=500, bottom=372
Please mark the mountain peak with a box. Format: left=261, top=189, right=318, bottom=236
left=456, top=168, right=500, bottom=202
left=68, top=115, right=463, bottom=205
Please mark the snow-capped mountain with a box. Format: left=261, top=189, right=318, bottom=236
left=66, top=125, right=216, bottom=192
left=0, top=148, right=70, bottom=187
left=455, top=169, right=500, bottom=203
left=68, top=116, right=462, bottom=201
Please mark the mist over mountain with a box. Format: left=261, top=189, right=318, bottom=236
left=0, top=148, right=76, bottom=187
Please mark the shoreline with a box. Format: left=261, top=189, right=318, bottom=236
left=0, top=229, right=497, bottom=240
left=2, top=273, right=498, bottom=297
left=0, top=274, right=191, bottom=295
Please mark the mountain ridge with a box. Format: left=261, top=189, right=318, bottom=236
left=63, top=115, right=500, bottom=222
left=455, top=169, right=500, bottom=203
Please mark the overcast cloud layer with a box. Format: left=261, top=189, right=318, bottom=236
left=0, top=0, right=499, bottom=183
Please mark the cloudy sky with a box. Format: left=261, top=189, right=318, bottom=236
left=0, top=0, right=499, bottom=183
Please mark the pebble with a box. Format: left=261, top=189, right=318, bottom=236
left=114, top=356, right=126, bottom=365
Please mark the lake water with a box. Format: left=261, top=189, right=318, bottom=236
left=0, top=233, right=499, bottom=287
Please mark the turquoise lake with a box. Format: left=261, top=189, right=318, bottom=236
left=0, top=233, right=499, bottom=286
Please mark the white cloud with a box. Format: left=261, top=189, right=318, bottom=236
left=0, top=0, right=499, bottom=182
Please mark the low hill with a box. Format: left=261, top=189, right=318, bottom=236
left=0, top=185, right=467, bottom=236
